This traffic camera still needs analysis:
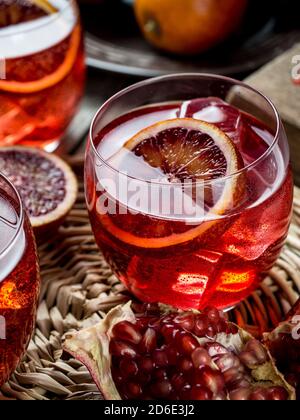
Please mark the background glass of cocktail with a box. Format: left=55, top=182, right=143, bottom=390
left=0, top=0, right=86, bottom=152
left=85, top=74, right=293, bottom=310
left=0, top=173, right=40, bottom=387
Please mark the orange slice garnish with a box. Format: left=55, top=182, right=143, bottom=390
left=0, top=25, right=81, bottom=94
left=30, top=0, right=58, bottom=14
left=98, top=118, right=245, bottom=249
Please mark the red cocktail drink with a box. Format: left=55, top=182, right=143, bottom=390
left=0, top=0, right=85, bottom=151
left=85, top=75, right=293, bottom=310
left=0, top=174, right=39, bottom=386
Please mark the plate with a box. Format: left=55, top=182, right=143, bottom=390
left=81, top=0, right=300, bottom=77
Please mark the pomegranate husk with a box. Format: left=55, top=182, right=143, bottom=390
left=265, top=299, right=300, bottom=399
left=63, top=302, right=295, bottom=400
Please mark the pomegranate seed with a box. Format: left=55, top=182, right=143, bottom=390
left=140, top=328, right=157, bottom=353
left=171, top=373, right=186, bottom=392
left=153, top=349, right=168, bottom=367
left=223, top=367, right=244, bottom=386
left=174, top=313, right=195, bottom=331
left=239, top=351, right=260, bottom=368
left=229, top=388, right=251, bottom=400
left=227, top=324, right=239, bottom=335
left=190, top=385, right=213, bottom=400
left=198, top=366, right=225, bottom=394
left=138, top=356, right=154, bottom=373
left=166, top=346, right=179, bottom=365
left=204, top=307, right=220, bottom=322
left=191, top=348, right=211, bottom=368
left=215, top=320, right=227, bottom=333
left=127, top=382, right=142, bottom=399
left=112, top=321, right=142, bottom=345
left=267, top=387, right=289, bottom=401
left=151, top=380, right=173, bottom=398
left=194, top=315, right=209, bottom=336
left=110, top=340, right=136, bottom=358
left=176, top=332, right=199, bottom=355
left=180, top=384, right=192, bottom=400
left=136, top=371, right=151, bottom=385
left=250, top=388, right=268, bottom=400
left=119, top=359, right=138, bottom=378
left=178, top=358, right=193, bottom=373
left=153, top=368, right=168, bottom=381
left=215, top=354, right=240, bottom=372
left=206, top=326, right=216, bottom=338
left=244, top=340, right=267, bottom=364
left=161, top=324, right=178, bottom=343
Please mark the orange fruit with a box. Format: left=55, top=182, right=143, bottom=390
left=99, top=118, right=245, bottom=249
left=134, top=0, right=248, bottom=55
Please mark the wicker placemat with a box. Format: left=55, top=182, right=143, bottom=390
left=1, top=158, right=300, bottom=400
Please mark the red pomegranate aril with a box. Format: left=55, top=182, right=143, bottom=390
left=239, top=351, right=261, bottom=368
left=250, top=388, right=268, bottom=401
left=174, top=313, right=195, bottom=331
left=191, top=348, right=212, bottom=368
left=140, top=328, right=157, bottom=353
left=127, top=382, right=143, bottom=399
left=190, top=385, right=213, bottom=400
left=112, top=321, right=142, bottom=345
left=119, top=359, right=138, bottom=378
left=206, top=326, right=216, bottom=339
left=180, top=384, right=192, bottom=400
left=229, top=388, right=251, bottom=400
left=244, top=339, right=268, bottom=364
left=153, top=368, right=168, bottom=381
left=179, top=358, right=193, bottom=373
left=161, top=324, right=178, bottom=343
left=204, top=307, right=221, bottom=323
left=177, top=333, right=199, bottom=355
left=194, top=315, right=209, bottom=336
left=110, top=340, right=137, bottom=358
left=198, top=366, right=225, bottom=394
left=151, top=380, right=173, bottom=399
left=267, top=387, right=289, bottom=401
left=223, top=367, right=244, bottom=386
left=171, top=373, right=186, bottom=392
left=136, top=371, right=151, bottom=385
left=153, top=349, right=168, bottom=367
left=166, top=346, right=179, bottom=365
left=215, top=354, right=241, bottom=373
left=138, top=356, right=154, bottom=373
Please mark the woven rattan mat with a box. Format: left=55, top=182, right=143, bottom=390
left=1, top=158, right=300, bottom=400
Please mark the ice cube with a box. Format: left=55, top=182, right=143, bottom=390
left=178, top=97, right=244, bottom=144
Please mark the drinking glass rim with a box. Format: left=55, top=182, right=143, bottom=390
left=89, top=73, right=283, bottom=188
left=0, top=172, right=24, bottom=259
left=0, top=0, right=77, bottom=38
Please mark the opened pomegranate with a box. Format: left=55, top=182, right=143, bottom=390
left=266, top=299, right=300, bottom=400
left=64, top=303, right=294, bottom=400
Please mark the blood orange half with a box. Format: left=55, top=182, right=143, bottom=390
left=98, top=118, right=245, bottom=249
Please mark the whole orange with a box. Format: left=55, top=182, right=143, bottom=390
left=134, top=0, right=248, bottom=55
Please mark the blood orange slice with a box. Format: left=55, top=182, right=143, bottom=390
left=0, top=146, right=78, bottom=239
left=0, top=25, right=81, bottom=94
left=99, top=118, right=245, bottom=249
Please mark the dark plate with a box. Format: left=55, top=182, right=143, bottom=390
left=81, top=0, right=300, bottom=77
